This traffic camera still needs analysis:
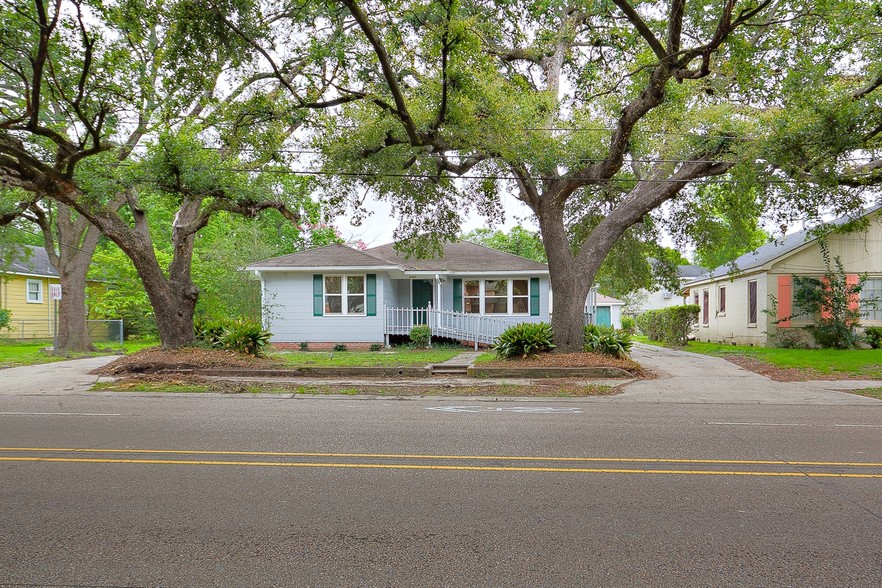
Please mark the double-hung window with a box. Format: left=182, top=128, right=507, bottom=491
left=26, top=279, right=43, bottom=303
left=462, top=279, right=530, bottom=315
left=324, top=275, right=365, bottom=315
left=861, top=278, right=882, bottom=321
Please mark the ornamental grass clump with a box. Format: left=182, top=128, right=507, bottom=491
left=494, top=322, right=555, bottom=359
left=217, top=319, right=271, bottom=356
left=584, top=324, right=633, bottom=359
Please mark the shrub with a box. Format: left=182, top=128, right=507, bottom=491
left=0, top=308, right=10, bottom=330
left=865, top=326, right=882, bottom=349
left=635, top=304, right=700, bottom=346
left=584, top=324, right=632, bottom=358
left=333, top=343, right=348, bottom=352
left=369, top=343, right=383, bottom=352
left=299, top=341, right=309, bottom=351
left=788, top=243, right=868, bottom=349
left=218, top=319, right=271, bottom=356
left=494, top=322, right=555, bottom=359
left=195, top=318, right=227, bottom=348
left=408, top=324, right=432, bottom=349
left=620, top=315, right=636, bottom=334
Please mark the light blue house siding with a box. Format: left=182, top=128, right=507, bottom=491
left=260, top=272, right=550, bottom=344
left=261, top=272, right=387, bottom=344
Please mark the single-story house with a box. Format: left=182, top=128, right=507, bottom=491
left=246, top=241, right=551, bottom=349
left=685, top=206, right=882, bottom=346
left=637, top=264, right=708, bottom=312
left=584, top=290, right=625, bottom=328
left=0, top=245, right=61, bottom=339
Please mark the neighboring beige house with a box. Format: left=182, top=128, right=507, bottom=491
left=685, top=206, right=882, bottom=347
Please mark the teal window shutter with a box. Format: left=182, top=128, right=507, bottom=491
left=313, top=274, right=323, bottom=316
left=453, top=278, right=462, bottom=312
left=530, top=278, right=540, bottom=316
left=366, top=274, right=377, bottom=316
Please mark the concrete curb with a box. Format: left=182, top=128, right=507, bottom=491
left=467, top=365, right=634, bottom=379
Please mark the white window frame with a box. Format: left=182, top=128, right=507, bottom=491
left=717, top=285, right=726, bottom=317
left=702, top=289, right=710, bottom=326
left=747, top=280, right=758, bottom=327
left=323, top=274, right=366, bottom=316
left=860, top=278, right=882, bottom=321
left=26, top=279, right=43, bottom=304
left=462, top=278, right=531, bottom=316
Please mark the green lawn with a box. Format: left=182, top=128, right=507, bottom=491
left=681, top=341, right=882, bottom=378
left=270, top=347, right=472, bottom=367
left=0, top=338, right=159, bottom=369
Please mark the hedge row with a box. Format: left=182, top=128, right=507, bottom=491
left=635, top=304, right=700, bottom=346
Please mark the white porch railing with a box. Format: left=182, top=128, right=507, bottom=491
left=384, top=304, right=526, bottom=349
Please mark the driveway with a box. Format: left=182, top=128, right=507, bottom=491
left=621, top=343, right=882, bottom=405
left=0, top=356, right=117, bottom=396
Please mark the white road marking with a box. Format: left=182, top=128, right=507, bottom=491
left=706, top=422, right=882, bottom=428
left=0, top=412, right=122, bottom=416
left=427, top=406, right=583, bottom=414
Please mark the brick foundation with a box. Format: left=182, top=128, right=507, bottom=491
left=271, top=341, right=383, bottom=351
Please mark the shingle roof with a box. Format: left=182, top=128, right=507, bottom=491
left=690, top=204, right=882, bottom=283
left=677, top=264, right=708, bottom=278
left=246, top=240, right=549, bottom=273
left=1, top=245, right=58, bottom=277
left=366, top=241, right=548, bottom=272
left=245, top=243, right=396, bottom=269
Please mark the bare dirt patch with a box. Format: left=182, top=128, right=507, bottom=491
left=720, top=354, right=875, bottom=382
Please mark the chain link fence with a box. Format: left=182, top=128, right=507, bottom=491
left=1, top=319, right=124, bottom=346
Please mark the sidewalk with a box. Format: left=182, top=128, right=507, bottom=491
left=0, top=356, right=118, bottom=395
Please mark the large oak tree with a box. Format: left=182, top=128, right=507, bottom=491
left=267, top=0, right=796, bottom=351
left=0, top=0, right=325, bottom=348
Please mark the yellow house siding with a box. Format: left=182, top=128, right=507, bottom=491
left=0, top=273, right=60, bottom=339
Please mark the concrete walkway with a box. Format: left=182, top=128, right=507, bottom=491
left=432, top=351, right=484, bottom=368
left=618, top=343, right=882, bottom=405
left=0, top=355, right=118, bottom=395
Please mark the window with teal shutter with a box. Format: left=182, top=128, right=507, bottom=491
left=313, top=274, right=323, bottom=316
left=530, top=278, right=540, bottom=316
left=453, top=278, right=462, bottom=312
left=366, top=274, right=377, bottom=316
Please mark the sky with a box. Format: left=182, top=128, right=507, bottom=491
left=335, top=192, right=539, bottom=248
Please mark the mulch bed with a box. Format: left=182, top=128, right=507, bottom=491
left=95, top=347, right=644, bottom=377
left=92, top=347, right=276, bottom=376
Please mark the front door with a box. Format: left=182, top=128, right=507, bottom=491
left=412, top=279, right=434, bottom=324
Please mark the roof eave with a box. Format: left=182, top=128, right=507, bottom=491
left=245, top=265, right=400, bottom=272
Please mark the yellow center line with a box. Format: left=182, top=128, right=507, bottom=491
left=0, top=447, right=880, bottom=468
left=2, top=456, right=882, bottom=477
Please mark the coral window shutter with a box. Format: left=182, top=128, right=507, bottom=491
left=777, top=275, right=792, bottom=328
left=846, top=274, right=860, bottom=315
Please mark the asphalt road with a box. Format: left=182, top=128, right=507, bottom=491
left=2, top=391, right=882, bottom=587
